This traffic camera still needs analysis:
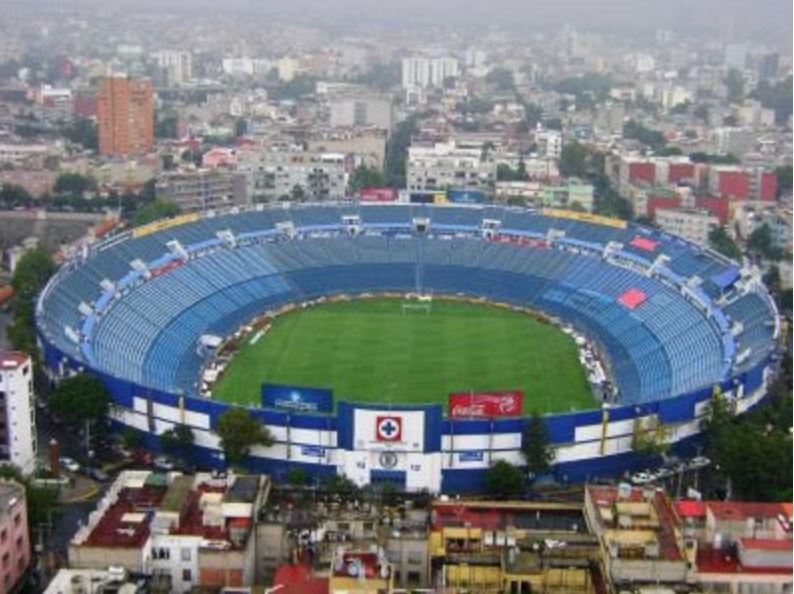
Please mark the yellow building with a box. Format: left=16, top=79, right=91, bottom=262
left=430, top=500, right=600, bottom=594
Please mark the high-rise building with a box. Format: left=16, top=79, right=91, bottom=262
left=401, top=56, right=459, bottom=89
left=0, top=352, right=36, bottom=475
left=153, top=50, right=192, bottom=86
left=97, top=75, right=154, bottom=157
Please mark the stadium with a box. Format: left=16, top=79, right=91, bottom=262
left=36, top=203, right=779, bottom=492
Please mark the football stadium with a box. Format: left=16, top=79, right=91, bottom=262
left=36, top=203, right=780, bottom=492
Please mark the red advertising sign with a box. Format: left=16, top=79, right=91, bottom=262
left=359, top=187, right=398, bottom=202
left=448, top=391, right=524, bottom=418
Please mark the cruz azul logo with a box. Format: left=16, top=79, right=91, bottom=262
left=375, top=415, right=403, bottom=442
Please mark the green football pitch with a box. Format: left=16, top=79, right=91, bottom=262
left=211, top=298, right=595, bottom=414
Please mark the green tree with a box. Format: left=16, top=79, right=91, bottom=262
left=750, top=76, right=793, bottom=124
left=268, top=75, right=317, bottom=101
left=693, top=104, right=709, bottom=122
left=154, top=110, right=179, bottom=139
left=559, top=142, right=589, bottom=178
left=747, top=223, right=782, bottom=261
left=287, top=467, right=308, bottom=486
left=623, top=120, right=666, bottom=150
left=121, top=428, right=142, bottom=450
left=55, top=172, right=96, bottom=196
left=322, top=473, right=358, bottom=497
left=724, top=69, right=745, bottom=103
left=0, top=183, right=34, bottom=206
left=61, top=117, right=98, bottom=151
left=690, top=152, right=740, bottom=165
left=521, top=412, right=553, bottom=478
left=133, top=199, right=181, bottom=226
left=385, top=115, right=420, bottom=188
left=216, top=408, right=273, bottom=464
left=234, top=118, right=248, bottom=138
left=290, top=184, right=306, bottom=202
left=348, top=165, right=386, bottom=193
left=631, top=416, right=670, bottom=456
left=708, top=226, right=742, bottom=260
left=497, top=163, right=527, bottom=182
left=350, top=62, right=401, bottom=90
left=775, top=165, right=792, bottom=197
left=160, top=424, right=195, bottom=457
left=485, top=68, right=515, bottom=92
left=49, top=373, right=110, bottom=429
left=484, top=460, right=524, bottom=499
left=9, top=248, right=56, bottom=354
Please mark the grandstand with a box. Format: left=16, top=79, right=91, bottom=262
left=36, top=203, right=779, bottom=491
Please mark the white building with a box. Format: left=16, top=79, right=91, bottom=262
left=401, top=56, right=459, bottom=89
left=535, top=128, right=562, bottom=160
left=238, top=148, right=348, bottom=201
left=656, top=208, right=719, bottom=247
left=329, top=95, right=393, bottom=130
left=153, top=50, right=192, bottom=86
left=0, top=352, right=36, bottom=475
left=407, top=142, right=495, bottom=191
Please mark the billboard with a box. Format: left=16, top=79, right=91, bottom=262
left=359, top=187, right=398, bottom=202
left=261, top=383, right=333, bottom=413
left=447, top=188, right=488, bottom=204
left=448, top=390, right=523, bottom=418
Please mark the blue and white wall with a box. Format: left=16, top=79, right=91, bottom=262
left=39, top=336, right=773, bottom=493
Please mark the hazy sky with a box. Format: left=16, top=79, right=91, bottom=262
left=7, top=0, right=794, bottom=41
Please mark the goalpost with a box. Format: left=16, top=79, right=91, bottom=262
left=401, top=292, right=434, bottom=315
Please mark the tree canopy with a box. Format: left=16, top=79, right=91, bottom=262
left=8, top=247, right=56, bottom=354
left=708, top=226, right=742, bottom=260
left=485, top=68, right=515, bottom=92
left=747, top=223, right=782, bottom=261
left=521, top=412, right=553, bottom=478
left=384, top=115, right=419, bottom=188
left=49, top=373, right=110, bottom=428
left=623, top=120, right=666, bottom=150
left=484, top=460, right=524, bottom=499
left=701, top=378, right=792, bottom=502
left=133, top=198, right=181, bottom=226
left=496, top=161, right=527, bottom=182
left=216, top=408, right=273, bottom=464
left=559, top=142, right=589, bottom=178
left=348, top=165, right=386, bottom=193
left=750, top=76, right=793, bottom=124
left=724, top=68, right=745, bottom=104
left=55, top=172, right=96, bottom=196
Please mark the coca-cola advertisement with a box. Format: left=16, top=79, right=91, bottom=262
left=359, top=187, right=398, bottom=202
left=448, top=391, right=523, bottom=418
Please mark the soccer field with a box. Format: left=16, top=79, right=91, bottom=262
left=211, top=298, right=595, bottom=414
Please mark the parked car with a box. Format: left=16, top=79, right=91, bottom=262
left=654, top=467, right=675, bottom=480
left=59, top=457, right=80, bottom=473
left=687, top=456, right=711, bottom=470
left=153, top=456, right=175, bottom=471
left=630, top=471, right=654, bottom=485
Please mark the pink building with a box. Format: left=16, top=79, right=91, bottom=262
left=0, top=481, right=29, bottom=593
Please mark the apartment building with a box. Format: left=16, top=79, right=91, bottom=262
left=97, top=75, right=154, bottom=157
left=237, top=149, right=348, bottom=201
left=407, top=142, right=495, bottom=191
left=155, top=169, right=248, bottom=211
left=68, top=471, right=268, bottom=594
left=0, top=352, right=36, bottom=475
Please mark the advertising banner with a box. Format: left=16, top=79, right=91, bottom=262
left=448, top=390, right=523, bottom=418
left=261, top=383, right=333, bottom=413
